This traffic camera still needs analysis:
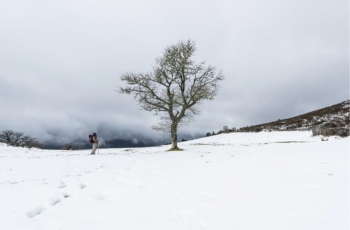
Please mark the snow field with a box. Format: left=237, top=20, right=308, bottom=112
left=0, top=131, right=348, bottom=230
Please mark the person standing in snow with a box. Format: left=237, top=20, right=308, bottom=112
left=90, top=133, right=99, bottom=155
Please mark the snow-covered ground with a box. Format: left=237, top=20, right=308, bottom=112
left=0, top=131, right=348, bottom=230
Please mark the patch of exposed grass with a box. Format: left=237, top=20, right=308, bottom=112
left=167, top=147, right=184, bottom=151
left=190, top=143, right=227, bottom=146
left=274, top=141, right=310, bottom=144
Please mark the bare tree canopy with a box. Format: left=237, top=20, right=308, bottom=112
left=120, top=39, right=224, bottom=150
left=0, top=130, right=42, bottom=148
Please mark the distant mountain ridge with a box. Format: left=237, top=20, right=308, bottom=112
left=44, top=100, right=349, bottom=149
left=216, top=100, right=350, bottom=134
left=43, top=137, right=164, bottom=150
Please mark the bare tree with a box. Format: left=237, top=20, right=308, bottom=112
left=20, top=135, right=42, bottom=148
left=0, top=130, right=23, bottom=146
left=12, top=132, right=24, bottom=147
left=0, top=130, right=42, bottom=148
left=120, top=39, right=224, bottom=150
left=0, top=130, right=15, bottom=144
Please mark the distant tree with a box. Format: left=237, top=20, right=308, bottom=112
left=0, top=130, right=23, bottom=146
left=12, top=132, right=24, bottom=146
left=120, top=39, right=224, bottom=150
left=20, top=135, right=40, bottom=148
left=0, top=130, right=15, bottom=144
left=255, top=127, right=263, bottom=132
left=0, top=130, right=42, bottom=148
left=223, top=126, right=228, bottom=131
left=206, top=132, right=211, bottom=137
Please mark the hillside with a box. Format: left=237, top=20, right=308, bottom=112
left=216, top=100, right=349, bottom=134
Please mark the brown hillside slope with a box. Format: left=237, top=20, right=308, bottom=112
left=215, top=100, right=349, bottom=134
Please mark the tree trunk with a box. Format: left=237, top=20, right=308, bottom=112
left=169, top=123, right=181, bottom=151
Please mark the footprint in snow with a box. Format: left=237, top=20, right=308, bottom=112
left=27, top=206, right=45, bottom=218
left=62, top=191, right=70, bottom=198
left=50, top=196, right=62, bottom=206
left=58, top=182, right=66, bottom=189
left=80, top=183, right=87, bottom=189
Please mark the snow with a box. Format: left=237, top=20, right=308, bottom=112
left=0, top=131, right=349, bottom=230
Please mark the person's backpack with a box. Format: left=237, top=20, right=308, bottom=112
left=88, top=134, right=94, bottom=144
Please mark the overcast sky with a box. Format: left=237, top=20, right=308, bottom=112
left=0, top=0, right=348, bottom=144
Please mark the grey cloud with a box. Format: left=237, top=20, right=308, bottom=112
left=0, top=0, right=348, bottom=144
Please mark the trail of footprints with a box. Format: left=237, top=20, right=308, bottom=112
left=27, top=165, right=104, bottom=218
left=26, top=179, right=88, bottom=218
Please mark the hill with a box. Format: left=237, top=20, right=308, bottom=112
left=214, top=100, right=349, bottom=135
